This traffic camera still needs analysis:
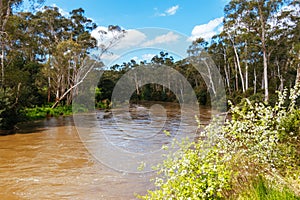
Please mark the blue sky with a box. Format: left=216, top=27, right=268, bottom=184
left=44, top=0, right=228, bottom=35
left=43, top=0, right=229, bottom=64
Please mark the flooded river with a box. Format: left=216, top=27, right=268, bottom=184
left=0, top=102, right=215, bottom=199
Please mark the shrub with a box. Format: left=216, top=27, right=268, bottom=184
left=139, top=138, right=233, bottom=199
left=139, top=85, right=300, bottom=199
left=0, top=89, right=19, bottom=130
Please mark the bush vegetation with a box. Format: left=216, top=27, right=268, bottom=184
left=22, top=105, right=73, bottom=121
left=138, top=85, right=300, bottom=199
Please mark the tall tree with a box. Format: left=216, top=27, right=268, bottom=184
left=0, top=0, right=44, bottom=88
left=223, top=0, right=297, bottom=101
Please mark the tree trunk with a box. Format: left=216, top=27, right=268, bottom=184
left=47, top=75, right=51, bottom=102
left=233, top=43, right=245, bottom=93
left=296, top=65, right=300, bottom=86
left=223, top=50, right=230, bottom=93
left=229, top=33, right=245, bottom=93
left=234, top=58, right=239, bottom=92
left=0, top=47, right=4, bottom=87
left=258, top=2, right=268, bottom=102
left=254, top=68, right=257, bottom=94
left=276, top=60, right=284, bottom=91
left=204, top=59, right=216, bottom=96
left=263, top=49, right=268, bottom=102
left=295, top=50, right=300, bottom=86
left=0, top=0, right=12, bottom=88
left=245, top=41, right=249, bottom=91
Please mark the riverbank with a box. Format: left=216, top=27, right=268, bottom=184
left=138, top=87, right=300, bottom=199
left=0, top=105, right=74, bottom=135
left=22, top=105, right=73, bottom=121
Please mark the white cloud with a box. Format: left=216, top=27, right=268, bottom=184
left=142, top=32, right=180, bottom=47
left=157, top=5, right=179, bottom=17
left=116, top=29, right=147, bottom=49
left=166, top=5, right=179, bottom=16
left=91, top=26, right=112, bottom=44
left=189, top=17, right=224, bottom=41
left=37, top=4, right=70, bottom=17
left=91, top=27, right=147, bottom=50
left=129, top=54, right=156, bottom=63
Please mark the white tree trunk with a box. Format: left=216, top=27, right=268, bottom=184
left=254, top=68, right=257, bottom=94
left=228, top=33, right=245, bottom=93
left=245, top=41, right=249, bottom=91
left=223, top=50, right=230, bottom=92
left=233, top=43, right=245, bottom=93
left=234, top=58, right=239, bottom=91
left=258, top=3, right=269, bottom=102
left=263, top=50, right=268, bottom=102
left=204, top=60, right=216, bottom=95
left=296, top=65, right=300, bottom=86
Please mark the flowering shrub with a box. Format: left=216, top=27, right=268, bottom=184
left=139, top=138, right=232, bottom=200
left=139, top=85, right=300, bottom=199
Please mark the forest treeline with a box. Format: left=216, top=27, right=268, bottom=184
left=98, top=0, right=300, bottom=107
left=1, top=0, right=300, bottom=130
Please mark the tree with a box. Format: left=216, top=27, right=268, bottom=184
left=223, top=0, right=297, bottom=102
left=50, top=24, right=125, bottom=108
left=0, top=0, right=44, bottom=88
left=187, top=38, right=217, bottom=96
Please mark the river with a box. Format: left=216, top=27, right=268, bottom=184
left=0, top=102, right=214, bottom=199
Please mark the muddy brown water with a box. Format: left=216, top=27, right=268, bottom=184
left=0, top=103, right=214, bottom=199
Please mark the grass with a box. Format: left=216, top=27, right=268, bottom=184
left=238, top=176, right=300, bottom=200
left=23, top=105, right=73, bottom=121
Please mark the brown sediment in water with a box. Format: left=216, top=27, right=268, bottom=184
left=0, top=103, right=214, bottom=199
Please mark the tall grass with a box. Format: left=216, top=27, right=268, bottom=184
left=238, top=176, right=300, bottom=200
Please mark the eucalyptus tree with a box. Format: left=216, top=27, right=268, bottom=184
left=49, top=8, right=98, bottom=107
left=187, top=38, right=217, bottom=97
left=209, top=34, right=232, bottom=94
left=0, top=0, right=44, bottom=88
left=0, top=0, right=21, bottom=87
left=284, top=2, right=300, bottom=86
left=41, top=7, right=124, bottom=108
left=33, top=6, right=70, bottom=102
left=0, top=0, right=45, bottom=130
left=223, top=0, right=297, bottom=102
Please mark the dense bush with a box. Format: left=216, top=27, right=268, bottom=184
left=139, top=85, right=300, bottom=199
left=0, top=89, right=19, bottom=130
left=139, top=138, right=232, bottom=199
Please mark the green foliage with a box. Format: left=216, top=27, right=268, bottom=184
left=139, top=139, right=232, bottom=200
left=139, top=85, right=300, bottom=199
left=23, top=105, right=73, bottom=121
left=238, top=176, right=300, bottom=200
left=0, top=89, right=19, bottom=130
left=279, top=109, right=300, bottom=138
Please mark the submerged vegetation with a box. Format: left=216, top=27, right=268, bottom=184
left=138, top=86, right=300, bottom=199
